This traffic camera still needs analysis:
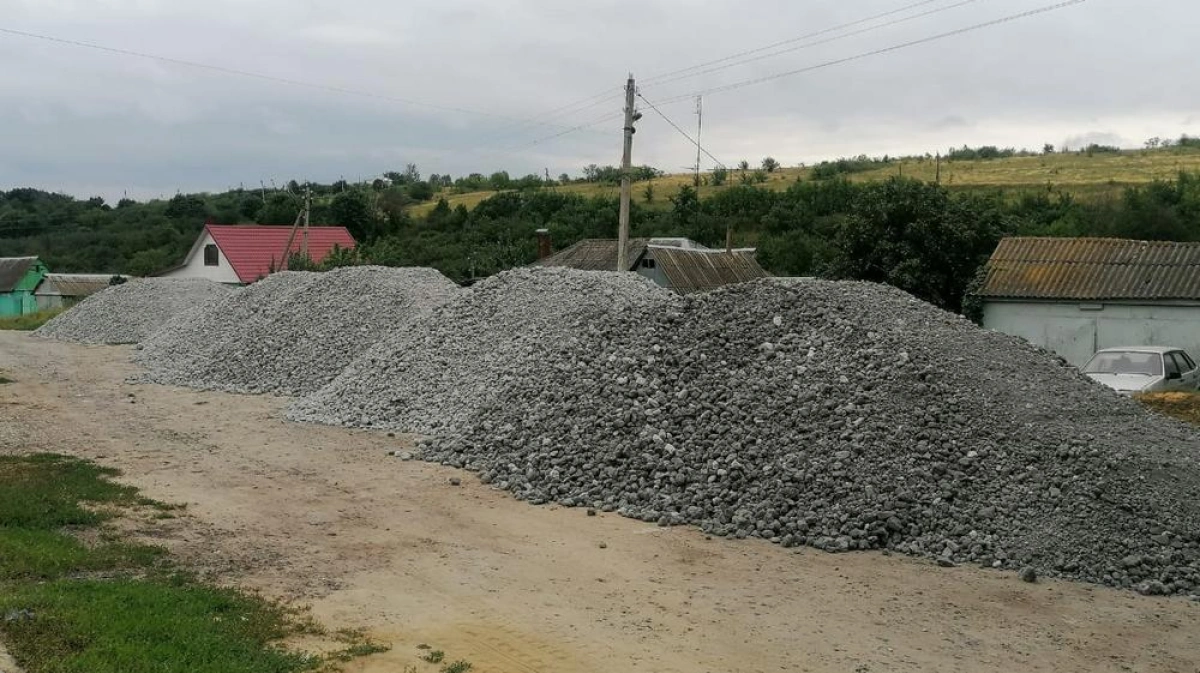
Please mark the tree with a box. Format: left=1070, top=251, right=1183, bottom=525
left=761, top=157, right=780, bottom=173
left=489, top=171, right=512, bottom=190
left=407, top=181, right=435, bottom=202
left=711, top=166, right=728, bottom=186
left=1043, top=143, right=1056, bottom=154
left=1145, top=138, right=1162, bottom=150
left=738, top=160, right=750, bottom=172
left=329, top=190, right=381, bottom=242
left=258, top=194, right=299, bottom=225
left=559, top=173, right=571, bottom=184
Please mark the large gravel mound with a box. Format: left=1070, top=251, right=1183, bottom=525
left=288, top=266, right=682, bottom=434
left=421, top=278, right=1200, bottom=594
left=137, top=266, right=459, bottom=395
left=35, top=278, right=235, bottom=345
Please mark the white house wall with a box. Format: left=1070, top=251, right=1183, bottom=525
left=161, top=232, right=242, bottom=284
left=983, top=301, right=1200, bottom=367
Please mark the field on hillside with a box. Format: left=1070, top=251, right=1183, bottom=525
left=414, top=147, right=1200, bottom=215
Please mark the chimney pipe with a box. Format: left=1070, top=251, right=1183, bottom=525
left=536, top=228, right=552, bottom=260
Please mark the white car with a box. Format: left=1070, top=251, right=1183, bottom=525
left=1082, top=346, right=1200, bottom=395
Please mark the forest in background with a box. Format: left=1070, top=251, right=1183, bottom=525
left=3, top=142, right=1200, bottom=314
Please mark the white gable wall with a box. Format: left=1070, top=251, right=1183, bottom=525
left=161, top=232, right=242, bottom=284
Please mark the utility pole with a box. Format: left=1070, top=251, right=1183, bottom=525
left=694, top=96, right=703, bottom=189
left=617, top=74, right=638, bottom=272
left=301, top=185, right=311, bottom=259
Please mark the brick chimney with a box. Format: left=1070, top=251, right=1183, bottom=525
left=536, top=229, right=552, bottom=260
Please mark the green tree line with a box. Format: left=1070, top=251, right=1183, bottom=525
left=4, top=171, right=1200, bottom=313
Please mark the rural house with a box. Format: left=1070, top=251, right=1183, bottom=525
left=534, top=235, right=769, bottom=293
left=160, top=224, right=357, bottom=284
left=0, top=256, right=49, bottom=317
left=34, top=273, right=127, bottom=311
left=976, top=236, right=1200, bottom=366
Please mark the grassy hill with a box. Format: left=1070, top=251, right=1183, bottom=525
left=413, top=146, right=1200, bottom=215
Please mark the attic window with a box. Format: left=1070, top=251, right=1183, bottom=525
left=203, top=244, right=219, bottom=267
left=641, top=258, right=657, bottom=269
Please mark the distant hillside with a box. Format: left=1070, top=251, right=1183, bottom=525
left=412, top=145, right=1200, bottom=216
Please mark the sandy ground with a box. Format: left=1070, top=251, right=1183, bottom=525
left=1, top=330, right=1199, bottom=673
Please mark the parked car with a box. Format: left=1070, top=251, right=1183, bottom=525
left=1081, top=346, right=1200, bottom=394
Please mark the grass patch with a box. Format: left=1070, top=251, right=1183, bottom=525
left=0, top=453, right=378, bottom=673
left=1136, top=392, right=1200, bottom=426
left=0, top=308, right=64, bottom=331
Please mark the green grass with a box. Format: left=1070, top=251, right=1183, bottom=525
left=0, top=308, right=64, bottom=331
left=0, top=453, right=355, bottom=673
left=411, top=146, right=1200, bottom=215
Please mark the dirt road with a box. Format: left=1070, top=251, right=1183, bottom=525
left=1, top=331, right=1198, bottom=673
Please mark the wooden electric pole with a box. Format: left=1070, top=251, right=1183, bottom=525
left=616, top=74, right=637, bottom=272
left=694, top=96, right=703, bottom=189
left=301, top=185, right=311, bottom=259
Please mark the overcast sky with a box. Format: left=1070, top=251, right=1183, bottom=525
left=0, top=0, right=1194, bottom=201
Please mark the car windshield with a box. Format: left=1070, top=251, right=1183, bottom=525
left=1083, top=351, right=1163, bottom=376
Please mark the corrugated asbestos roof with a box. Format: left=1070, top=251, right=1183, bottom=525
left=535, top=239, right=649, bottom=272
left=35, top=274, right=120, bottom=298
left=650, top=247, right=771, bottom=294
left=978, top=237, right=1200, bottom=301
left=0, top=257, right=39, bottom=292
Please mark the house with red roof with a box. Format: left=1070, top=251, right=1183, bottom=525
left=160, top=224, right=357, bottom=284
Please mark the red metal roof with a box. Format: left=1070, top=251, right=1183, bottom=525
left=206, top=225, right=356, bottom=283
left=978, top=237, right=1200, bottom=301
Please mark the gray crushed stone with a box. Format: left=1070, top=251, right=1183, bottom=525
left=409, top=277, right=1200, bottom=594
left=287, top=266, right=681, bottom=433
left=35, top=278, right=234, bottom=345
left=136, top=266, right=459, bottom=396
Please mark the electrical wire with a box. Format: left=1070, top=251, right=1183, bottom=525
left=0, top=26, right=591, bottom=131
left=642, top=0, right=946, bottom=85
left=644, top=0, right=988, bottom=89
left=636, top=93, right=726, bottom=169
left=648, top=0, right=1089, bottom=104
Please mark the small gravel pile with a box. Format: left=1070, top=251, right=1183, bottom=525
left=289, top=267, right=681, bottom=433
left=137, top=266, right=459, bottom=395
left=35, top=278, right=234, bottom=345
left=421, top=278, right=1200, bottom=594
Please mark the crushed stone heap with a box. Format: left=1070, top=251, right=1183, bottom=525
left=288, top=266, right=682, bottom=434
left=136, top=266, right=460, bottom=396
left=35, top=278, right=235, bottom=345
left=420, top=278, right=1200, bottom=595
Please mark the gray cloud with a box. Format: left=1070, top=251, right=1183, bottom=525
left=2, top=0, right=1198, bottom=200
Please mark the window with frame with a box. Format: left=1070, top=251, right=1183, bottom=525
left=203, top=244, right=219, bottom=266
left=1179, top=352, right=1197, bottom=371
left=641, top=258, right=656, bottom=269
left=1164, top=353, right=1182, bottom=378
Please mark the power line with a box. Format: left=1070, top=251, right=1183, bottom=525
left=642, top=0, right=947, bottom=85
left=645, top=0, right=988, bottom=89
left=637, top=92, right=726, bottom=169
left=649, top=0, right=1089, bottom=104
left=475, top=1, right=977, bottom=149
left=0, top=26, right=590, bottom=131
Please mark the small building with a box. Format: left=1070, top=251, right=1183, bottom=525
left=160, top=224, right=357, bottom=284
left=977, top=236, right=1200, bottom=366
left=34, top=274, right=128, bottom=311
left=534, top=236, right=770, bottom=293
left=0, top=257, right=50, bottom=317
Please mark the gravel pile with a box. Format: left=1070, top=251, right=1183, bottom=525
left=137, top=266, right=459, bottom=395
left=35, top=278, right=235, bottom=345
left=289, top=267, right=681, bottom=434
left=419, top=278, right=1200, bottom=594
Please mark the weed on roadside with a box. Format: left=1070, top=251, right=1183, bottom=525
left=0, top=453, right=338, bottom=673
left=441, top=661, right=473, bottom=673
left=423, top=649, right=445, bottom=663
